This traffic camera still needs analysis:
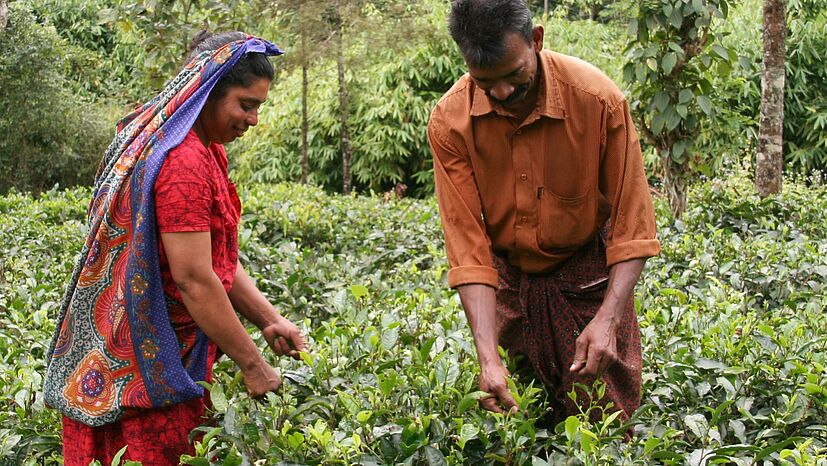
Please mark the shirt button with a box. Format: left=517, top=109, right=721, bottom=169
left=521, top=216, right=527, bottom=223
left=520, top=173, right=527, bottom=181
left=516, top=130, right=522, bottom=135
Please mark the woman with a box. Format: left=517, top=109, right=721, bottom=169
left=43, top=32, right=306, bottom=465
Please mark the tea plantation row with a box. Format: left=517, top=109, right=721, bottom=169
left=0, top=175, right=824, bottom=465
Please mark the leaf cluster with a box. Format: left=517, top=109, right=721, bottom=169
left=2, top=174, right=826, bottom=464
left=623, top=0, right=740, bottom=216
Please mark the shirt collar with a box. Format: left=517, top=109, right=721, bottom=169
left=469, top=50, right=566, bottom=120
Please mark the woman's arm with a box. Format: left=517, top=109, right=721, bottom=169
left=228, top=262, right=306, bottom=359
left=161, top=231, right=281, bottom=397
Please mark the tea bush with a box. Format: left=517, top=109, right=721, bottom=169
left=1, top=174, right=825, bottom=464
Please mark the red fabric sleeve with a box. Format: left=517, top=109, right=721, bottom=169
left=155, top=143, right=212, bottom=233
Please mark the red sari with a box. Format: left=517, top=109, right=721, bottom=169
left=62, top=129, right=240, bottom=466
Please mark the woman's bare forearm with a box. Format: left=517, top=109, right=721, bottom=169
left=228, top=262, right=280, bottom=330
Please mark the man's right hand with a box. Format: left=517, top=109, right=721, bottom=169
left=241, top=358, right=282, bottom=398
left=457, top=283, right=519, bottom=414
left=478, top=359, right=519, bottom=413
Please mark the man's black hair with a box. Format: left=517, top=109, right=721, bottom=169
left=186, top=30, right=275, bottom=100
left=449, top=0, right=534, bottom=68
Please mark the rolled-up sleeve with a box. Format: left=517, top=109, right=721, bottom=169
left=428, top=107, right=499, bottom=288
left=599, top=98, right=661, bottom=266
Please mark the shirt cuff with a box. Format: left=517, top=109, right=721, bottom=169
left=606, top=239, right=661, bottom=267
left=447, top=265, right=499, bottom=289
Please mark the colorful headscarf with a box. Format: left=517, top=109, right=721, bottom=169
left=44, top=36, right=283, bottom=427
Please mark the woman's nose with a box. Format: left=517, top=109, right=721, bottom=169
left=246, top=109, right=258, bottom=127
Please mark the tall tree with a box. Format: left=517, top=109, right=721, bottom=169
left=301, top=30, right=309, bottom=184
left=755, top=0, right=786, bottom=197
left=334, top=0, right=353, bottom=194
left=259, top=0, right=438, bottom=193
left=273, top=0, right=331, bottom=185
left=318, top=0, right=436, bottom=194
left=0, top=0, right=8, bottom=33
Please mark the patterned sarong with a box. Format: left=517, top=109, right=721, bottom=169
left=44, top=37, right=283, bottom=427
left=494, top=232, right=642, bottom=424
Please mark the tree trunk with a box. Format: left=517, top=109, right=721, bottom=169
left=301, top=32, right=309, bottom=185
left=182, top=0, right=194, bottom=54
left=0, top=0, right=8, bottom=33
left=662, top=154, right=687, bottom=218
left=335, top=0, right=352, bottom=194
left=755, top=0, right=785, bottom=197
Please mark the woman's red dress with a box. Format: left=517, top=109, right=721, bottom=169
left=62, top=129, right=241, bottom=466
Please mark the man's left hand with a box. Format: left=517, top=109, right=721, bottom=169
left=569, top=311, right=619, bottom=376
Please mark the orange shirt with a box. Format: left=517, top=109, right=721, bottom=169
left=428, top=50, right=660, bottom=289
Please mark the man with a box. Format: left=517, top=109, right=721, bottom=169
left=427, top=0, right=660, bottom=423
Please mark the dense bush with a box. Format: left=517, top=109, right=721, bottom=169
left=1, top=175, right=825, bottom=464
left=0, top=3, right=113, bottom=194
left=539, top=11, right=627, bottom=85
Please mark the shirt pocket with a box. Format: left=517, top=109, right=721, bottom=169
left=536, top=187, right=597, bottom=250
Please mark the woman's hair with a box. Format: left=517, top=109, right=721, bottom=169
left=186, top=30, right=275, bottom=100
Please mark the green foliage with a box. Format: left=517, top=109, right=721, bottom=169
left=25, top=0, right=143, bottom=100
left=0, top=2, right=113, bottom=194
left=690, top=0, right=761, bottom=173
left=783, top=1, right=827, bottom=172
left=0, top=187, right=88, bottom=464
left=539, top=10, right=627, bottom=85
left=8, top=0, right=827, bottom=201
left=530, top=0, right=638, bottom=24
left=623, top=0, right=738, bottom=217
left=637, top=174, right=827, bottom=466
left=2, top=175, right=827, bottom=464
left=96, top=0, right=275, bottom=93
left=693, top=0, right=827, bottom=176
left=538, top=8, right=758, bottom=181
left=232, top=25, right=465, bottom=197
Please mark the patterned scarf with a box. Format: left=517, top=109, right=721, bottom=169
left=44, top=36, right=282, bottom=427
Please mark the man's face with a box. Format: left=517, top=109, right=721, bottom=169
left=467, top=27, right=543, bottom=111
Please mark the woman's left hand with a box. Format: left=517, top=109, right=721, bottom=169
left=262, top=315, right=307, bottom=360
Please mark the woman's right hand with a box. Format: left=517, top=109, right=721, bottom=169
left=262, top=315, right=307, bottom=360
left=241, top=358, right=282, bottom=398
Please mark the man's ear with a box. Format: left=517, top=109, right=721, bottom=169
left=532, top=25, right=544, bottom=53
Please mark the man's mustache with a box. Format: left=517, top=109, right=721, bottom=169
left=489, top=82, right=530, bottom=105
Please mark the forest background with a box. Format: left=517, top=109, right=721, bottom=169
left=1, top=0, right=826, bottom=202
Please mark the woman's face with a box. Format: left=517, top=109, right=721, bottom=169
left=199, top=77, right=271, bottom=144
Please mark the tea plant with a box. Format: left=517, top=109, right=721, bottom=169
left=1, top=174, right=825, bottom=464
